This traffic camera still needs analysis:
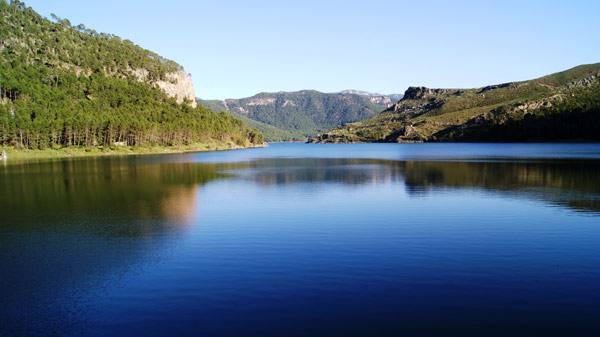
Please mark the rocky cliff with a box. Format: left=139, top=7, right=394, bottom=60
left=133, top=69, right=197, bottom=107
left=155, top=70, right=197, bottom=107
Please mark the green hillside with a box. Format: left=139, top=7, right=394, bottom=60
left=198, top=99, right=305, bottom=141
left=0, top=1, right=262, bottom=151
left=198, top=90, right=399, bottom=141
left=232, top=114, right=306, bottom=142
left=311, top=63, right=600, bottom=143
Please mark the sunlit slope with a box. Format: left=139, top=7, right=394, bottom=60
left=313, top=63, right=600, bottom=142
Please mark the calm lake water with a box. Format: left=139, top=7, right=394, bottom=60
left=2, top=143, right=600, bottom=337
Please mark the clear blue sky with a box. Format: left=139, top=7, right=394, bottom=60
left=25, top=0, right=600, bottom=99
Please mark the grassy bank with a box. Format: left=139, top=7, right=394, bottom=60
left=1, top=141, right=265, bottom=162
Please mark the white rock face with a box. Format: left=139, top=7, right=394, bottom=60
left=156, top=71, right=197, bottom=108
left=283, top=100, right=297, bottom=107
left=133, top=68, right=197, bottom=108
left=246, top=97, right=276, bottom=106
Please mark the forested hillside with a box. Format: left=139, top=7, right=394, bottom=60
left=0, top=1, right=263, bottom=150
left=198, top=90, right=400, bottom=141
left=312, top=63, right=600, bottom=143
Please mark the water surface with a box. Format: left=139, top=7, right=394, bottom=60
left=2, top=143, right=600, bottom=336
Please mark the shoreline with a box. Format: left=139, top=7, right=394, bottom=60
left=1, top=142, right=266, bottom=163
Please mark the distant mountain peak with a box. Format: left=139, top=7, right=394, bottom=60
left=339, top=89, right=383, bottom=96
left=338, top=89, right=403, bottom=98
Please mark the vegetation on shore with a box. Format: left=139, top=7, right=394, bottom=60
left=231, top=113, right=307, bottom=142
left=0, top=0, right=263, bottom=153
left=312, top=63, right=600, bottom=143
left=1, top=141, right=264, bottom=162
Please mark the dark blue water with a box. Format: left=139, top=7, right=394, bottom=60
left=2, top=143, right=600, bottom=336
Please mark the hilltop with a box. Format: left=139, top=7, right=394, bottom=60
left=311, top=64, right=600, bottom=143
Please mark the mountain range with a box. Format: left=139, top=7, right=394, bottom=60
left=198, top=90, right=402, bottom=141
left=311, top=63, right=600, bottom=143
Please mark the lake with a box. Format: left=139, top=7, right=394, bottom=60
left=2, top=143, right=600, bottom=337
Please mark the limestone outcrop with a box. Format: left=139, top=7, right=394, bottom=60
left=156, top=70, right=197, bottom=108
left=134, top=68, right=197, bottom=107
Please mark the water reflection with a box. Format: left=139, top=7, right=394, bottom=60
left=213, top=158, right=600, bottom=214
left=3, top=157, right=598, bottom=232
left=401, top=160, right=600, bottom=213
left=0, top=158, right=226, bottom=234
left=221, top=158, right=405, bottom=186
left=0, top=158, right=230, bottom=336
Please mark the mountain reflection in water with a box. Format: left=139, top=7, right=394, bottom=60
left=2, top=157, right=599, bottom=233
left=217, top=158, right=600, bottom=214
